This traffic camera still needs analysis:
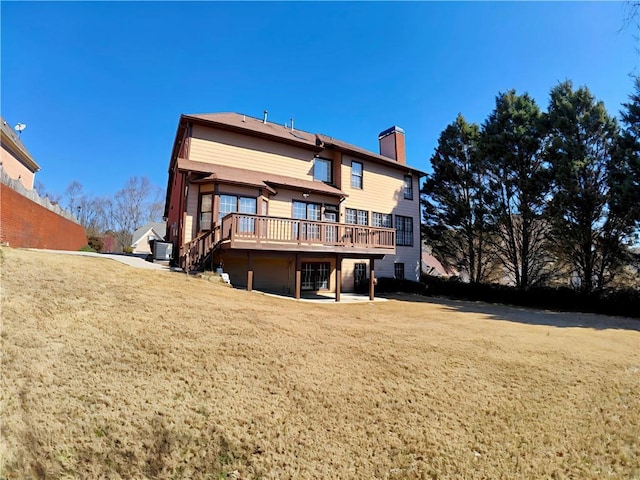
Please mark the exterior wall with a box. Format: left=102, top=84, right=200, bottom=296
left=269, top=190, right=338, bottom=218
left=167, top=171, right=184, bottom=248
left=184, top=183, right=200, bottom=242
left=190, top=125, right=316, bottom=178
left=0, top=183, right=87, bottom=250
left=1, top=145, right=36, bottom=190
left=340, top=156, right=421, bottom=280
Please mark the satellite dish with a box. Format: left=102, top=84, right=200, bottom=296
left=14, top=123, right=26, bottom=135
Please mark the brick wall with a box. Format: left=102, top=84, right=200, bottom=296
left=1, top=183, right=87, bottom=250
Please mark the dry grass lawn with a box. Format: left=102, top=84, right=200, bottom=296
left=1, top=247, right=639, bottom=479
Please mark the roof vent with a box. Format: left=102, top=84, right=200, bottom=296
left=263, top=110, right=268, bottom=124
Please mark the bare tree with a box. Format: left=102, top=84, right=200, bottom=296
left=105, top=176, right=161, bottom=250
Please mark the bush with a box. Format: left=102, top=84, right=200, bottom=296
left=123, top=246, right=134, bottom=254
left=376, top=277, right=425, bottom=294
left=420, top=275, right=640, bottom=318
left=87, top=235, right=104, bottom=253
left=79, top=245, right=96, bottom=252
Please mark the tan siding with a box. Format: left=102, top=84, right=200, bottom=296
left=341, top=258, right=370, bottom=293
left=189, top=125, right=315, bottom=179
left=341, top=158, right=421, bottom=281
left=184, top=184, right=200, bottom=242
left=253, top=256, right=294, bottom=294
left=269, top=190, right=338, bottom=219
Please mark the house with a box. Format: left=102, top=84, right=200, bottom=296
left=1, top=117, right=40, bottom=190
left=1, top=117, right=86, bottom=250
left=131, top=222, right=167, bottom=254
left=163, top=112, right=425, bottom=300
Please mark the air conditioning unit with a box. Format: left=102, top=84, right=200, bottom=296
left=152, top=241, right=173, bottom=261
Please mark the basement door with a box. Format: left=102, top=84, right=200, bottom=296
left=301, top=262, right=330, bottom=291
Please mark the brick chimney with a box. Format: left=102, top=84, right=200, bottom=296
left=378, top=126, right=406, bottom=165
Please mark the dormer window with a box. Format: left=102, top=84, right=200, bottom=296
left=314, top=158, right=332, bottom=183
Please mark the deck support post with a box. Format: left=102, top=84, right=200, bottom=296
left=295, top=253, right=301, bottom=299
left=247, top=251, right=253, bottom=292
left=369, top=258, right=375, bottom=301
left=335, top=254, right=342, bottom=302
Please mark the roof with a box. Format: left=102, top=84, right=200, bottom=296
left=0, top=117, right=41, bottom=173
left=177, top=158, right=347, bottom=198
left=181, top=112, right=425, bottom=176
left=132, top=222, right=167, bottom=246
left=421, top=252, right=457, bottom=277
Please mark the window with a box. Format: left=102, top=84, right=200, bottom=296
left=302, top=262, right=330, bottom=290
left=394, top=263, right=405, bottom=280
left=314, top=158, right=332, bottom=183
left=200, top=193, right=213, bottom=230
left=346, top=208, right=368, bottom=225
left=293, top=201, right=321, bottom=240
left=351, top=161, right=363, bottom=189
left=219, top=195, right=237, bottom=222
left=395, top=215, right=413, bottom=246
left=354, top=263, right=367, bottom=290
left=404, top=175, right=414, bottom=200
left=218, top=195, right=257, bottom=230
left=372, top=212, right=392, bottom=228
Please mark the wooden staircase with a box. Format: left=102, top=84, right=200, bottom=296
left=179, top=226, right=220, bottom=273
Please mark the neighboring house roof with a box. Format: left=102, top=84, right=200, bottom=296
left=421, top=252, right=457, bottom=277
left=180, top=112, right=426, bottom=176
left=178, top=158, right=347, bottom=198
left=0, top=116, right=41, bottom=173
left=132, top=222, right=166, bottom=246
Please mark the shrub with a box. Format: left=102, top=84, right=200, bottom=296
left=87, top=235, right=104, bottom=253
left=420, top=275, right=640, bottom=318
left=376, top=277, right=425, bottom=294
left=123, top=246, right=134, bottom=254
left=79, top=245, right=96, bottom=252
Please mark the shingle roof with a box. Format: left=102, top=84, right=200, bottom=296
left=132, top=222, right=166, bottom=246
left=177, top=158, right=347, bottom=198
left=182, top=112, right=425, bottom=175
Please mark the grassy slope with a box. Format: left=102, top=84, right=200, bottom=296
left=1, top=247, right=639, bottom=479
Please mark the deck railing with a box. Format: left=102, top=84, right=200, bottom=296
left=220, top=213, right=395, bottom=250
left=179, top=225, right=219, bottom=272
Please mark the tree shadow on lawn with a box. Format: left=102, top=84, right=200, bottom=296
left=381, top=293, right=640, bottom=332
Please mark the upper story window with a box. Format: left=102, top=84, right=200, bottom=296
left=351, top=161, right=363, bottom=189
left=372, top=212, right=392, bottom=228
left=395, top=215, right=413, bottom=246
left=404, top=175, right=414, bottom=200
left=314, top=158, right=332, bottom=183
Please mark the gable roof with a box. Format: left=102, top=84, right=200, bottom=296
left=132, top=222, right=166, bottom=246
left=181, top=112, right=425, bottom=176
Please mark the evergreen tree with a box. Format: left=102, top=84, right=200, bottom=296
left=545, top=81, right=636, bottom=292
left=480, top=91, right=551, bottom=288
left=421, top=114, right=493, bottom=282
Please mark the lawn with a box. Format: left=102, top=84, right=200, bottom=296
left=1, top=247, right=639, bottom=479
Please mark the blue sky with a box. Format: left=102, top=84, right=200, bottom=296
left=1, top=2, right=637, bottom=198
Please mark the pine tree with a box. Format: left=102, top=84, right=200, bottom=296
left=545, top=81, right=635, bottom=292
left=421, top=114, right=493, bottom=283
left=480, top=90, right=551, bottom=288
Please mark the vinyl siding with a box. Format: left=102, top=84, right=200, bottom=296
left=189, top=125, right=315, bottom=179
